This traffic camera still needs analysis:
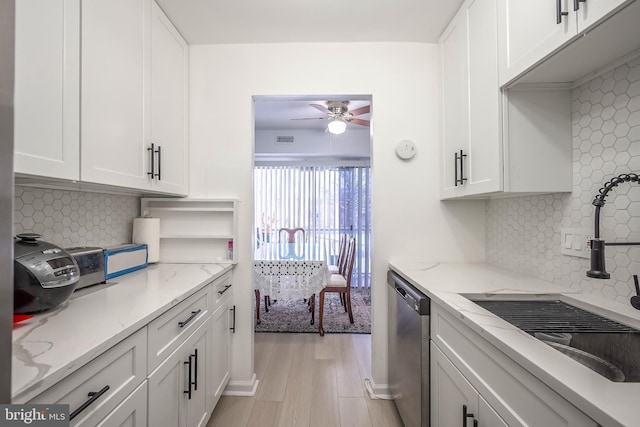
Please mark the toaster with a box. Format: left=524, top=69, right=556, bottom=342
left=65, top=246, right=106, bottom=290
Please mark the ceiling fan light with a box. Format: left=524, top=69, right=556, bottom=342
left=328, top=118, right=347, bottom=135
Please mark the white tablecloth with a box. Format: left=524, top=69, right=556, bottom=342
left=254, top=241, right=333, bottom=300
left=253, top=259, right=329, bottom=300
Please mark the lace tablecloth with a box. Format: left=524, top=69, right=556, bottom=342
left=253, top=260, right=329, bottom=300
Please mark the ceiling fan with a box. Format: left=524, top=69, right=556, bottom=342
left=291, top=101, right=370, bottom=135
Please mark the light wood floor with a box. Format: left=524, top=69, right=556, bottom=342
left=206, top=333, right=404, bottom=427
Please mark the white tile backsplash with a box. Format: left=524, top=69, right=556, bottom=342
left=487, top=57, right=640, bottom=304
left=14, top=186, right=139, bottom=248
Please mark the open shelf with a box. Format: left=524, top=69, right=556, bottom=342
left=141, top=198, right=238, bottom=264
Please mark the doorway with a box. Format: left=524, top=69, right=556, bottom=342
left=252, top=95, right=373, bottom=334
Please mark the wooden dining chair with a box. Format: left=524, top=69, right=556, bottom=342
left=278, top=227, right=305, bottom=243
left=328, top=234, right=347, bottom=275
left=318, top=237, right=356, bottom=336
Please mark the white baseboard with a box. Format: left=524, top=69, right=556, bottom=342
left=364, top=378, right=394, bottom=400
left=223, top=373, right=259, bottom=396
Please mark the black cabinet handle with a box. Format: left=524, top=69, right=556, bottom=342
left=230, top=305, right=236, bottom=333
left=69, top=385, right=110, bottom=420
left=155, top=145, right=162, bottom=180
left=192, top=349, right=198, bottom=391
left=454, top=151, right=458, bottom=187
left=147, top=143, right=155, bottom=178
left=462, top=404, right=475, bottom=427
left=455, top=150, right=467, bottom=186
left=473, top=420, right=478, bottom=427
left=184, top=356, right=192, bottom=399
left=573, top=0, right=586, bottom=11
left=178, top=309, right=201, bottom=328
left=218, top=284, right=232, bottom=295
left=556, top=0, right=569, bottom=23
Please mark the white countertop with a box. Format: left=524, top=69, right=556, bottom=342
left=12, top=263, right=231, bottom=403
left=389, top=260, right=640, bottom=427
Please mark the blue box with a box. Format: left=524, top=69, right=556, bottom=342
left=104, top=244, right=148, bottom=279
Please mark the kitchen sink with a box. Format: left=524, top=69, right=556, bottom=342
left=468, top=297, right=640, bottom=382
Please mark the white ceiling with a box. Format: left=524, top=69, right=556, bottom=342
left=155, top=0, right=464, bottom=45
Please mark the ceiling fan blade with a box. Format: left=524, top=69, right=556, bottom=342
left=350, top=118, right=370, bottom=127
left=290, top=117, right=327, bottom=121
left=349, top=105, right=370, bottom=116
left=310, top=103, right=330, bottom=114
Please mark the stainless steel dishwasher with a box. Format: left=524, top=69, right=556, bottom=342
left=387, top=270, right=430, bottom=427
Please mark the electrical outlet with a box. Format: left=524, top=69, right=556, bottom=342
left=560, top=228, right=592, bottom=259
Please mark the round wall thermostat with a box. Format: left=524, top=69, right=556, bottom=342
left=395, top=140, right=416, bottom=160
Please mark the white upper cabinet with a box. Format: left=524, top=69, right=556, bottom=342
left=14, top=0, right=80, bottom=180
left=440, top=0, right=573, bottom=200
left=440, top=0, right=502, bottom=199
left=150, top=1, right=189, bottom=195
left=81, top=0, right=152, bottom=191
left=498, top=0, right=631, bottom=86
left=81, top=0, right=188, bottom=195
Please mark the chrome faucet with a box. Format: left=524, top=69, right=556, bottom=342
left=587, top=173, right=640, bottom=279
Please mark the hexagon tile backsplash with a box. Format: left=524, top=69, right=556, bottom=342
left=487, top=57, right=640, bottom=304
left=14, top=186, right=139, bottom=248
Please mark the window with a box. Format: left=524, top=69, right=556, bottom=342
left=254, top=165, right=371, bottom=287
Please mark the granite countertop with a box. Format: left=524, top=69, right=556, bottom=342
left=389, top=260, right=640, bottom=427
left=12, top=263, right=231, bottom=403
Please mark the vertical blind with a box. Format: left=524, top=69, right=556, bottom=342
left=254, top=165, right=371, bottom=288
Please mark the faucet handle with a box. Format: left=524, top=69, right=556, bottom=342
left=631, top=275, right=640, bottom=310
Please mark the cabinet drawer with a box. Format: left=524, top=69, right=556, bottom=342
left=30, top=328, right=147, bottom=427
left=148, top=284, right=210, bottom=373
left=432, top=305, right=596, bottom=427
left=96, top=380, right=147, bottom=427
left=211, top=272, right=232, bottom=310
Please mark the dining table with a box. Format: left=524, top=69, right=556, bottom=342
left=253, top=240, right=332, bottom=327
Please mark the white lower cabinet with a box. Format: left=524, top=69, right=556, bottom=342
left=96, top=382, right=148, bottom=427
left=211, top=297, right=233, bottom=409
left=148, top=314, right=212, bottom=427
left=431, top=304, right=598, bottom=427
left=26, top=273, right=233, bottom=427
left=432, top=343, right=507, bottom=427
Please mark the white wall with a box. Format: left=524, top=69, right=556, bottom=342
left=255, top=128, right=371, bottom=159
left=189, top=42, right=486, bottom=392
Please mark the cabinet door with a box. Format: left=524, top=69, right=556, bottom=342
left=96, top=382, right=147, bottom=427
left=81, top=0, right=152, bottom=190
left=576, top=0, right=628, bottom=29
left=439, top=7, right=468, bottom=198
left=185, top=322, right=212, bottom=427
left=478, top=395, right=508, bottom=427
left=440, top=0, right=501, bottom=199
left=498, top=0, right=576, bottom=86
left=14, top=0, right=80, bottom=180
left=150, top=2, right=189, bottom=196
left=210, top=300, right=232, bottom=409
left=464, top=0, right=501, bottom=196
left=148, top=341, right=186, bottom=427
left=431, top=343, right=479, bottom=427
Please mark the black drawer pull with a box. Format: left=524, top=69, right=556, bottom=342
left=70, top=385, right=110, bottom=420
left=230, top=305, right=236, bottom=333
left=178, top=309, right=201, bottom=328
left=147, top=143, right=155, bottom=178
left=192, top=349, right=199, bottom=391
left=184, top=357, right=192, bottom=399
left=218, top=284, right=232, bottom=295
left=462, top=404, right=475, bottom=427
left=556, top=0, right=569, bottom=24
left=155, top=145, right=162, bottom=180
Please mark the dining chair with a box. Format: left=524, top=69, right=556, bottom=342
left=318, top=237, right=356, bottom=336
left=328, top=234, right=347, bottom=275
left=278, top=227, right=305, bottom=243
